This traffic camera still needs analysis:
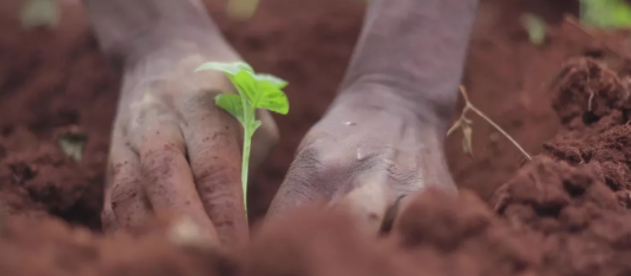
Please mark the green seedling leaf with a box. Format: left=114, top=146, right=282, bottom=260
left=194, top=61, right=253, bottom=75
left=196, top=61, right=289, bottom=212
left=232, top=70, right=261, bottom=104
left=215, top=94, right=245, bottom=123
left=254, top=80, right=289, bottom=114
left=255, top=74, right=289, bottom=88
left=521, top=13, right=547, bottom=45
left=58, top=131, right=87, bottom=162
left=461, top=120, right=473, bottom=157
left=20, top=0, right=60, bottom=29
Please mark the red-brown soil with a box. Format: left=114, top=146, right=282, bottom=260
left=2, top=0, right=631, bottom=275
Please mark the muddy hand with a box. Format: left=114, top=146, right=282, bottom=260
left=267, top=0, right=480, bottom=231
left=267, top=93, right=458, bottom=232
left=84, top=0, right=277, bottom=247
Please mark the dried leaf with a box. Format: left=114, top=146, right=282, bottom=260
left=58, top=131, right=87, bottom=162
left=461, top=121, right=473, bottom=157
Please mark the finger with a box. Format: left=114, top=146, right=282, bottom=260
left=138, top=134, right=219, bottom=243
left=182, top=92, right=248, bottom=248
left=107, top=142, right=151, bottom=230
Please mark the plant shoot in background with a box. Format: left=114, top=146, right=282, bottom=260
left=521, top=13, right=547, bottom=45
left=226, top=0, right=260, bottom=20
left=195, top=62, right=289, bottom=212
left=579, top=0, right=631, bottom=29
left=20, top=0, right=59, bottom=29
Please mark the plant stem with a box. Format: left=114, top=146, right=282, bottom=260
left=241, top=127, right=251, bottom=213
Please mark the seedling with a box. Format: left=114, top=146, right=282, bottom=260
left=448, top=86, right=532, bottom=161
left=58, top=130, right=87, bottom=162
left=579, top=0, right=631, bottom=29
left=19, top=0, right=59, bottom=29
left=521, top=13, right=547, bottom=46
left=226, top=0, right=260, bottom=20
left=195, top=62, right=289, bottom=211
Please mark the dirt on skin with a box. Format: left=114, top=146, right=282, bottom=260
left=2, top=0, right=631, bottom=275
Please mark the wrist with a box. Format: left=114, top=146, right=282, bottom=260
left=333, top=80, right=456, bottom=133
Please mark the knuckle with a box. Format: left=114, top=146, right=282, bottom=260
left=286, top=146, right=328, bottom=188
left=208, top=204, right=238, bottom=230
left=190, top=153, right=242, bottom=211
left=189, top=144, right=240, bottom=189
left=110, top=163, right=139, bottom=190
left=110, top=183, right=141, bottom=212
left=140, top=143, right=183, bottom=179
left=195, top=166, right=239, bottom=201
left=284, top=145, right=354, bottom=197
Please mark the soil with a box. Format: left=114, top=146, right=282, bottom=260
left=2, top=0, right=631, bottom=275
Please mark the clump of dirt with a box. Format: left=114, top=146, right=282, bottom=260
left=550, top=58, right=631, bottom=130
left=491, top=58, right=631, bottom=276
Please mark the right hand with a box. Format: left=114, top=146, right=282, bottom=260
left=266, top=86, right=458, bottom=233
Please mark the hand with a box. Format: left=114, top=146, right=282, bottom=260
left=100, top=44, right=278, bottom=247
left=267, top=85, right=457, bottom=232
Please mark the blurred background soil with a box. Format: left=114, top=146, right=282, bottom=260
left=0, top=0, right=615, bottom=226
left=2, top=1, right=631, bottom=275
left=3, top=0, right=631, bottom=275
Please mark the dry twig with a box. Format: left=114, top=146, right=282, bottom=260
left=448, top=86, right=533, bottom=161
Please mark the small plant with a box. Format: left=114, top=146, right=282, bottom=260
left=521, top=13, right=547, bottom=45
left=448, top=86, right=532, bottom=161
left=579, top=0, right=631, bottom=29
left=58, top=130, right=87, bottom=162
left=19, top=0, right=59, bottom=29
left=226, top=0, right=260, bottom=20
left=195, top=62, right=289, bottom=212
